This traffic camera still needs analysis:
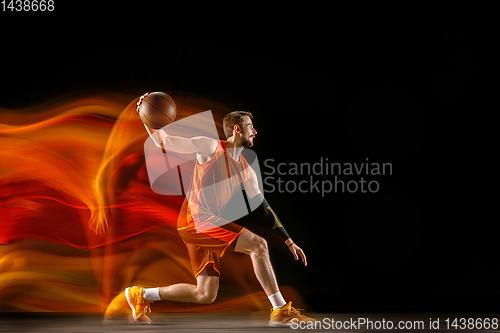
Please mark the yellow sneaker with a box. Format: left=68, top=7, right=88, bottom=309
left=103, top=291, right=128, bottom=323
left=125, top=285, right=153, bottom=324
left=269, top=301, right=317, bottom=327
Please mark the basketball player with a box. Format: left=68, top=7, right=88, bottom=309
left=104, top=110, right=316, bottom=327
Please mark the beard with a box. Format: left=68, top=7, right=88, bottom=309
left=241, top=136, right=254, bottom=148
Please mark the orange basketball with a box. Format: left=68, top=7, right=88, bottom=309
left=137, top=92, right=177, bottom=129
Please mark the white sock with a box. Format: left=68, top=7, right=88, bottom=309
left=142, top=287, right=161, bottom=301
left=268, top=291, right=287, bottom=309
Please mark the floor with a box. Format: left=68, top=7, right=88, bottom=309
left=1, top=312, right=499, bottom=332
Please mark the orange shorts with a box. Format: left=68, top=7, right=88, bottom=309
left=177, top=203, right=244, bottom=277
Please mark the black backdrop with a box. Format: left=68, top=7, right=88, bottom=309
left=1, top=14, right=495, bottom=312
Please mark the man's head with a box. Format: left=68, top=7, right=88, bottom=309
left=223, top=111, right=257, bottom=147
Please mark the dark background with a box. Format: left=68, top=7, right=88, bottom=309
left=1, top=12, right=495, bottom=313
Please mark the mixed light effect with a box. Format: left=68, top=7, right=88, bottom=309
left=0, top=94, right=302, bottom=312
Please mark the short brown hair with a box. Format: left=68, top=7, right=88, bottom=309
left=223, top=111, right=253, bottom=139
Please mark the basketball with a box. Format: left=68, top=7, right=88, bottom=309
left=137, top=92, right=177, bottom=129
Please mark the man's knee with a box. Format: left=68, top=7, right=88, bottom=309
left=196, top=276, right=219, bottom=304
left=234, top=229, right=269, bottom=257
left=198, top=289, right=218, bottom=304
left=250, top=235, right=269, bottom=257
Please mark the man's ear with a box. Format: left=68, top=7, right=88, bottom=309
left=233, top=124, right=241, bottom=134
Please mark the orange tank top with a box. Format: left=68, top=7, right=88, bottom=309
left=177, top=140, right=250, bottom=230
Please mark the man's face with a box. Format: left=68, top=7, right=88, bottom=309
left=239, top=116, right=257, bottom=148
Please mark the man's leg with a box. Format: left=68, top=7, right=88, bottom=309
left=143, top=241, right=221, bottom=304
left=115, top=276, right=218, bottom=324
left=234, top=229, right=280, bottom=298
left=156, top=274, right=219, bottom=304
left=233, top=229, right=317, bottom=326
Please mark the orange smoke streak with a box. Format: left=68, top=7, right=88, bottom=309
left=0, top=94, right=228, bottom=248
left=0, top=93, right=302, bottom=312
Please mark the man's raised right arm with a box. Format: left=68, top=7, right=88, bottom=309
left=144, top=125, right=217, bottom=155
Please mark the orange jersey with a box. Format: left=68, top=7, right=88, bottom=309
left=177, top=140, right=249, bottom=275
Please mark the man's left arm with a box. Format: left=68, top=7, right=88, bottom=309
left=244, top=167, right=307, bottom=266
